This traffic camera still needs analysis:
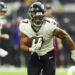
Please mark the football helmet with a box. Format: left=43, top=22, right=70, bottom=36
left=0, top=2, right=7, bottom=13
left=29, top=2, right=46, bottom=27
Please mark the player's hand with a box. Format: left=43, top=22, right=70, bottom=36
left=71, top=50, right=75, bottom=61
left=2, top=34, right=10, bottom=40
left=0, top=48, right=8, bottom=57
left=29, top=38, right=42, bottom=52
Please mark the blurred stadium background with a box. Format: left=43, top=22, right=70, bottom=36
left=0, top=0, right=75, bottom=75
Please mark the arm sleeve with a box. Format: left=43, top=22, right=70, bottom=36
left=19, top=21, right=26, bottom=34
left=49, top=23, right=57, bottom=33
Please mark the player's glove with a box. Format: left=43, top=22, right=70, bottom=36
left=0, top=48, right=8, bottom=57
left=71, top=50, right=75, bottom=61
left=29, top=38, right=42, bottom=52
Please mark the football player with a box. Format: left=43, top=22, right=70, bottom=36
left=0, top=2, right=8, bottom=57
left=19, top=2, right=75, bottom=75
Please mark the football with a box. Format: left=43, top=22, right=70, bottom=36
left=25, top=36, right=42, bottom=47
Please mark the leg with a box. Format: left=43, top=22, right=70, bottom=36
left=28, top=53, right=42, bottom=75
left=42, top=50, right=55, bottom=75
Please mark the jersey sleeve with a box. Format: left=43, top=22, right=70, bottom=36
left=19, top=20, right=26, bottom=34
left=49, top=18, right=57, bottom=26
left=47, top=18, right=57, bottom=33
left=49, top=23, right=57, bottom=33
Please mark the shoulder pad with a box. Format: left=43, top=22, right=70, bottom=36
left=49, top=18, right=57, bottom=25
left=45, top=17, right=57, bottom=25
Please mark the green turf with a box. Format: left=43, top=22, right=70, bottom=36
left=0, top=72, right=75, bottom=75
left=56, top=72, right=67, bottom=75
left=0, top=72, right=27, bottom=75
left=56, top=72, right=75, bottom=75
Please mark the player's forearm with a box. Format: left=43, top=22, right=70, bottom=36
left=65, top=34, right=75, bottom=61
left=20, top=44, right=30, bottom=52
left=64, top=34, right=75, bottom=50
left=57, top=32, right=75, bottom=50
left=53, top=27, right=75, bottom=50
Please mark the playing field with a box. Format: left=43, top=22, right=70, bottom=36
left=0, top=72, right=75, bottom=75
left=0, top=67, right=75, bottom=75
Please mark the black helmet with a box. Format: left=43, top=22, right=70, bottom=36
left=29, top=2, right=46, bottom=18
left=29, top=2, right=46, bottom=27
left=0, top=2, right=7, bottom=13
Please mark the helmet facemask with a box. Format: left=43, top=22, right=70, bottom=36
left=29, top=2, right=46, bottom=27
left=32, top=13, right=45, bottom=27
